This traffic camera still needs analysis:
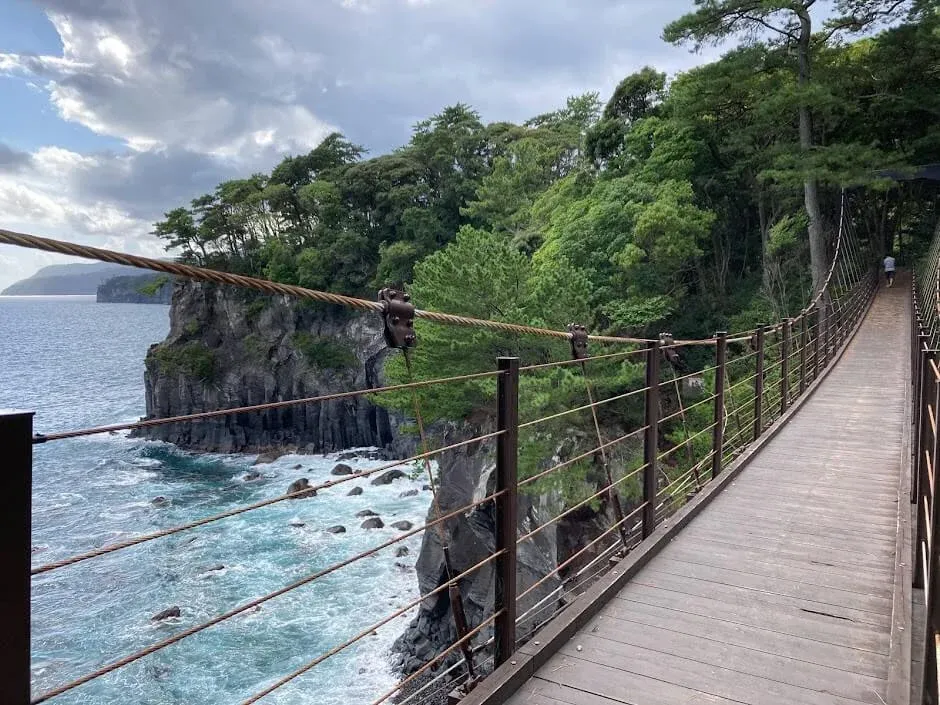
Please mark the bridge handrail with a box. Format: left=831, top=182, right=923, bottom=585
left=0, top=190, right=880, bottom=705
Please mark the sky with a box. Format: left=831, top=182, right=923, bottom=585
left=0, top=0, right=730, bottom=291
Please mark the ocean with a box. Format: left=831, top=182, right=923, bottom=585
left=0, top=296, right=429, bottom=705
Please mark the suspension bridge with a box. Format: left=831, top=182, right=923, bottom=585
left=1, top=190, right=938, bottom=705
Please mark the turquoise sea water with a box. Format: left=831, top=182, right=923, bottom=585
left=0, top=296, right=429, bottom=705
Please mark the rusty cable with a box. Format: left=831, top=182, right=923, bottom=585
left=400, top=349, right=478, bottom=681
left=31, top=490, right=506, bottom=703
left=32, top=432, right=504, bottom=575
left=579, top=358, right=630, bottom=551
left=518, top=502, right=648, bottom=601
left=517, top=426, right=648, bottom=488
left=659, top=392, right=717, bottom=425
left=518, top=385, right=647, bottom=430
left=367, top=611, right=502, bottom=705
left=517, top=461, right=648, bottom=545
left=518, top=346, right=647, bottom=372
left=235, top=550, right=505, bottom=705
left=0, top=228, right=707, bottom=346
left=31, top=370, right=503, bottom=443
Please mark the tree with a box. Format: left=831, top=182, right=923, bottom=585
left=664, top=0, right=911, bottom=306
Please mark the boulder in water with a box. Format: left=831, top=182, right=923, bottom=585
left=150, top=496, right=170, bottom=508
left=347, top=486, right=363, bottom=496
left=289, top=521, right=306, bottom=528
left=422, top=485, right=432, bottom=492
left=286, top=478, right=316, bottom=498
left=292, top=464, right=303, bottom=470
left=395, top=546, right=409, bottom=557
left=371, top=469, right=408, bottom=486
left=356, top=509, right=378, bottom=518
left=151, top=606, right=181, bottom=621
left=253, top=450, right=284, bottom=465
left=325, top=525, right=347, bottom=534
left=399, top=489, right=419, bottom=498
left=244, top=470, right=262, bottom=482
left=361, top=517, right=385, bottom=530
left=331, top=463, right=354, bottom=476
left=391, top=521, right=413, bottom=531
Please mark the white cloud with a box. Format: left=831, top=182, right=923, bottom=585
left=0, top=0, right=728, bottom=289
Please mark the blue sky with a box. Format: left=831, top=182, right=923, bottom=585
left=0, top=0, right=736, bottom=290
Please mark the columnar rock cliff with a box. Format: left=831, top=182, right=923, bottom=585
left=140, top=279, right=643, bottom=701
left=137, top=280, right=411, bottom=455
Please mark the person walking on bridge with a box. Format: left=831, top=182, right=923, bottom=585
left=883, top=253, right=896, bottom=287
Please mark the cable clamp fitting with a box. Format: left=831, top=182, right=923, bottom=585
left=378, top=288, right=416, bottom=349
left=567, top=323, right=589, bottom=360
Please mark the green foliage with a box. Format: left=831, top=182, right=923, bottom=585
left=136, top=275, right=170, bottom=297
left=151, top=342, right=217, bottom=382
left=292, top=333, right=357, bottom=371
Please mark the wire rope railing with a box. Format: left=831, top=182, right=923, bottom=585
left=0, top=188, right=879, bottom=705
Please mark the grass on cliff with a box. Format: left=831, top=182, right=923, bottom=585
left=151, top=342, right=217, bottom=382
left=292, top=333, right=357, bottom=371
left=136, top=275, right=170, bottom=297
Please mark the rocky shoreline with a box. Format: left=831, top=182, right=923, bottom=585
left=139, top=280, right=642, bottom=699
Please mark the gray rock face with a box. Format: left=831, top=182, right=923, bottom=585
left=371, top=469, right=408, bottom=486
left=151, top=606, right=181, bottom=621
left=286, top=478, right=316, bottom=498
left=135, top=281, right=415, bottom=455
left=391, top=423, right=631, bottom=682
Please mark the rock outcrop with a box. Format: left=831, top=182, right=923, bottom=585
left=135, top=281, right=413, bottom=455
left=97, top=274, right=174, bottom=304
left=391, top=423, right=638, bottom=686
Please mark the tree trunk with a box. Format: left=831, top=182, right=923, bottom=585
left=796, top=6, right=828, bottom=320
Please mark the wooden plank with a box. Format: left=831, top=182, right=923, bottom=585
left=685, top=509, right=898, bottom=543
left=613, top=584, right=890, bottom=653
left=631, top=568, right=891, bottom=627
left=678, top=526, right=893, bottom=570
left=582, top=614, right=888, bottom=703
left=659, top=544, right=894, bottom=597
left=717, top=489, right=900, bottom=517
left=506, top=677, right=737, bottom=705
left=598, top=600, right=889, bottom=678
left=536, top=655, right=746, bottom=705
left=687, top=513, right=898, bottom=548
left=702, top=500, right=899, bottom=530
left=555, top=633, right=886, bottom=705
left=684, top=518, right=897, bottom=554
left=644, top=558, right=893, bottom=615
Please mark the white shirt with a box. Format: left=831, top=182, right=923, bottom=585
left=883, top=256, right=896, bottom=272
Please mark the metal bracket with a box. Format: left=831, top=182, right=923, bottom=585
left=378, top=288, right=416, bottom=349
left=567, top=323, right=589, bottom=360
left=660, top=332, right=681, bottom=368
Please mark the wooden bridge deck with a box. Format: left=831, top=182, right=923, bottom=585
left=500, top=283, right=911, bottom=705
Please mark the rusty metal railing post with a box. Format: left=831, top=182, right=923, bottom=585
left=642, top=340, right=660, bottom=538
left=712, top=332, right=727, bottom=479
left=0, top=410, right=33, bottom=705
left=915, top=348, right=935, bottom=590
left=753, top=326, right=765, bottom=441
left=780, top=318, right=790, bottom=415
left=494, top=357, right=519, bottom=666
left=814, top=307, right=822, bottom=380
left=915, top=333, right=930, bottom=510
left=926, top=351, right=940, bottom=703
left=800, top=315, right=808, bottom=395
